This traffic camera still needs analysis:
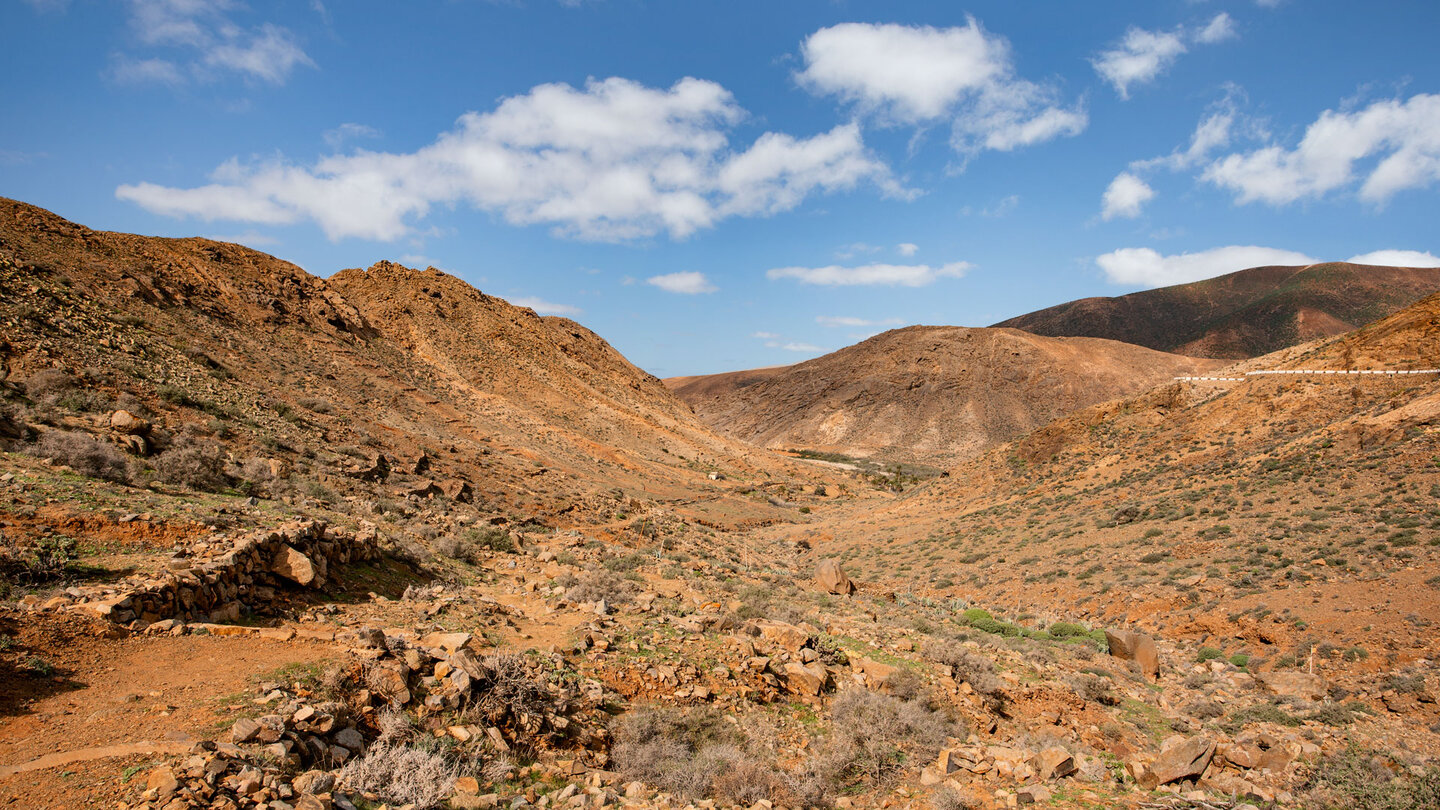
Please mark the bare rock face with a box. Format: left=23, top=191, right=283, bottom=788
left=1259, top=671, right=1327, bottom=701
left=755, top=619, right=811, bottom=652
left=1032, top=747, right=1077, bottom=781
left=440, top=478, right=473, bottom=503
left=816, top=558, right=856, bottom=595
left=1139, top=736, right=1215, bottom=789
left=1105, top=629, right=1160, bottom=680
left=270, top=544, right=317, bottom=586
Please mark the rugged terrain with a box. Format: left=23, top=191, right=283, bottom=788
left=994, top=262, right=1440, bottom=359
left=667, top=326, right=1222, bottom=467
left=1, top=200, right=1437, bottom=810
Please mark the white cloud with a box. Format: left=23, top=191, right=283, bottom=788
left=114, top=1, right=315, bottom=86
left=896, top=242, right=918, bottom=257
left=1093, top=15, right=1237, bottom=100
left=775, top=342, right=824, bottom=353
left=767, top=262, right=970, bottom=287
left=1347, top=250, right=1440, bottom=267
left=751, top=331, right=780, bottom=340
left=1195, top=13, right=1238, bottom=45
left=1097, top=245, right=1316, bottom=287
left=1101, top=172, right=1156, bottom=220
left=647, top=271, right=717, bottom=294
left=797, top=21, right=1086, bottom=160
left=1202, top=93, right=1440, bottom=205
left=508, top=296, right=582, bottom=316
left=835, top=242, right=882, bottom=259
left=117, top=77, right=898, bottom=242
left=1092, top=27, right=1187, bottom=99
left=816, top=316, right=903, bottom=328
left=323, top=123, right=380, bottom=149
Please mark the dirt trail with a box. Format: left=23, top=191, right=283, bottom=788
left=0, top=628, right=333, bottom=777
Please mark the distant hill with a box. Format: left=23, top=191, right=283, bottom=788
left=993, top=262, right=1440, bottom=359
left=665, top=325, right=1222, bottom=466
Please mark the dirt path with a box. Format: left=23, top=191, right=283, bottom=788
left=0, top=617, right=335, bottom=808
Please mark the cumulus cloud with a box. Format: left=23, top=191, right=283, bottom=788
left=1202, top=93, right=1440, bottom=205
left=647, top=271, right=717, bottom=294
left=796, top=20, right=1086, bottom=160
left=767, top=262, right=970, bottom=287
left=1097, top=245, right=1316, bottom=287
left=1101, top=172, right=1156, bottom=220
left=1092, top=28, right=1187, bottom=100
left=1093, top=14, right=1236, bottom=99
left=896, top=242, right=918, bottom=257
left=117, top=77, right=900, bottom=242
left=1347, top=250, right=1440, bottom=267
left=112, top=0, right=314, bottom=86
left=508, top=296, right=582, bottom=316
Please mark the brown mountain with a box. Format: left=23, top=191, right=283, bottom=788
left=993, top=262, right=1440, bottom=359
left=665, top=325, right=1223, bottom=466
left=0, top=197, right=819, bottom=530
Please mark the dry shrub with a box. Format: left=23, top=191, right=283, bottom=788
left=22, top=369, right=77, bottom=403
left=30, top=430, right=131, bottom=483
left=925, top=640, right=1003, bottom=698
left=613, top=706, right=801, bottom=804
left=1302, top=746, right=1440, bottom=810
left=1069, top=672, right=1119, bottom=706
left=153, top=435, right=229, bottom=491
left=817, top=687, right=957, bottom=787
left=339, top=743, right=457, bottom=809
left=932, top=785, right=979, bottom=810
left=565, top=569, right=635, bottom=605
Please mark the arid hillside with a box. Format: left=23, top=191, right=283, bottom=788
left=994, top=262, right=1440, bottom=359
left=666, top=325, right=1223, bottom=466
left=778, top=290, right=1440, bottom=666
left=0, top=197, right=827, bottom=532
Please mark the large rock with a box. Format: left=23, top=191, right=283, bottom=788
left=1032, top=747, right=1077, bottom=780
left=783, top=662, right=829, bottom=696
left=754, top=620, right=811, bottom=651
left=109, top=409, right=150, bottom=435
left=270, top=545, right=317, bottom=586
left=1105, top=629, right=1160, bottom=680
left=853, top=656, right=899, bottom=691
left=816, top=559, right=856, bottom=595
left=439, top=478, right=473, bottom=503
left=1140, top=736, right=1215, bottom=789
left=1258, top=671, right=1327, bottom=701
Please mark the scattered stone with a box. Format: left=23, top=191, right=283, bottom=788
left=1140, top=736, right=1215, bottom=789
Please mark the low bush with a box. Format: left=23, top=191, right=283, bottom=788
left=338, top=743, right=458, bottom=809
left=925, top=640, right=1002, bottom=697
left=818, top=687, right=958, bottom=787
left=1302, top=746, right=1440, bottom=810
left=29, top=430, right=130, bottom=483
left=613, top=706, right=790, bottom=803
left=565, top=570, right=636, bottom=605
left=152, top=436, right=229, bottom=492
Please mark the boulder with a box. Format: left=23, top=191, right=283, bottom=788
left=816, top=559, right=856, bottom=595
left=1140, top=736, right=1215, bottom=789
left=754, top=620, right=811, bottom=652
left=1032, top=747, right=1077, bottom=780
left=439, top=478, right=473, bottom=503
left=1105, top=629, right=1160, bottom=680
left=1258, top=671, right=1327, bottom=701
left=783, top=662, right=829, bottom=696
left=109, top=409, right=150, bottom=435
left=853, top=656, right=899, bottom=691
left=270, top=545, right=317, bottom=586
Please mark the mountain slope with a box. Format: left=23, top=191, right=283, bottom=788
left=994, top=262, right=1440, bottom=359
left=775, top=291, right=1440, bottom=658
left=666, top=325, right=1223, bottom=466
left=0, top=197, right=822, bottom=530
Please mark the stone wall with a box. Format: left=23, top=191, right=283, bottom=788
left=72, top=519, right=380, bottom=625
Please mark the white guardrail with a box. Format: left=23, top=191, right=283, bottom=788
left=1176, top=369, right=1440, bottom=381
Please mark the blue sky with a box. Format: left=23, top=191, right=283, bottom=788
left=4, top=1, right=1439, bottom=376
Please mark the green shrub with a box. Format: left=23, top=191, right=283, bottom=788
left=1197, top=647, right=1224, bottom=662
left=1048, top=621, right=1089, bottom=638
left=961, top=608, right=992, bottom=623
left=1229, top=653, right=1250, bottom=668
